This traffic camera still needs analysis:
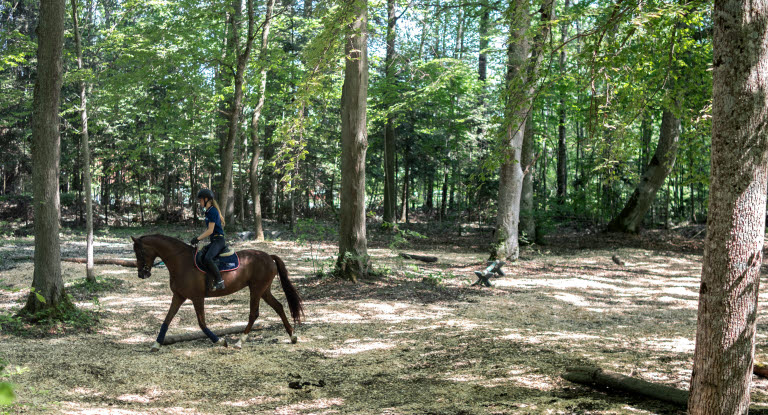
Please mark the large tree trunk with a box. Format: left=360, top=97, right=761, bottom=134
left=382, top=0, right=397, bottom=225
left=220, top=0, right=256, bottom=225
left=687, top=0, right=768, bottom=412
left=71, top=0, right=94, bottom=282
left=24, top=0, right=69, bottom=313
left=493, top=0, right=553, bottom=261
left=606, top=109, right=680, bottom=233
left=248, top=0, right=275, bottom=242
left=336, top=0, right=369, bottom=282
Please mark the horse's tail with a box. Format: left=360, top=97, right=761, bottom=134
left=271, top=255, right=304, bottom=324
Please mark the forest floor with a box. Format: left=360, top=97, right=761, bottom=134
left=2, top=220, right=768, bottom=414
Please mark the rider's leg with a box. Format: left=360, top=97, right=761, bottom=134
left=203, top=238, right=226, bottom=291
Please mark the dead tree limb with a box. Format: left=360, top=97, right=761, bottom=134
left=561, top=366, right=688, bottom=407
left=399, top=253, right=438, bottom=263
left=62, top=257, right=138, bottom=267
left=11, top=257, right=139, bottom=267
left=162, top=325, right=248, bottom=345
left=755, top=362, right=768, bottom=378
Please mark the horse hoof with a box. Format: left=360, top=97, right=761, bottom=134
left=233, top=341, right=242, bottom=350
left=291, top=335, right=298, bottom=344
left=218, top=338, right=228, bottom=348
left=150, top=342, right=161, bottom=352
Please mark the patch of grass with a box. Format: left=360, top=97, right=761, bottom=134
left=0, top=296, right=100, bottom=338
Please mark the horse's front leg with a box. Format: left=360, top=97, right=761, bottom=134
left=151, top=293, right=186, bottom=352
left=191, top=297, right=227, bottom=348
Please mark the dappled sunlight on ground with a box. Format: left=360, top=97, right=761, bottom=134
left=2, top=226, right=765, bottom=414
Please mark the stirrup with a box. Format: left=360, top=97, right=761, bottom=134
left=212, top=280, right=225, bottom=291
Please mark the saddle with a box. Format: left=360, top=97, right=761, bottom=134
left=194, top=245, right=240, bottom=274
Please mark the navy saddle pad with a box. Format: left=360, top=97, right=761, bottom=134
left=194, top=246, right=240, bottom=273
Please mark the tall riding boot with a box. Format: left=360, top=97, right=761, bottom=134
left=206, top=262, right=225, bottom=291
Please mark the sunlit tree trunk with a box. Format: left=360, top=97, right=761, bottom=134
left=71, top=0, right=94, bottom=282
left=221, top=0, right=256, bottom=225
left=688, top=0, right=768, bottom=412
left=606, top=109, right=680, bottom=233
left=336, top=0, right=369, bottom=282
left=493, top=0, right=553, bottom=261
left=249, top=0, right=275, bottom=242
left=382, top=0, right=397, bottom=226
left=24, top=0, right=69, bottom=313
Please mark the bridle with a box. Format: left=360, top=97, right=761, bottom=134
left=134, top=240, right=153, bottom=279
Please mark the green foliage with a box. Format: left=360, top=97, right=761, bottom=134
left=0, top=356, right=14, bottom=406
left=1, top=293, right=99, bottom=337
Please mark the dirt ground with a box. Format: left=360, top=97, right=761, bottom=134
left=2, top=223, right=768, bottom=414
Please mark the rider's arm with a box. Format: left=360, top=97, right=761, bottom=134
left=197, top=222, right=215, bottom=241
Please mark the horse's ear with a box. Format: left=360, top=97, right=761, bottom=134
left=131, top=236, right=137, bottom=243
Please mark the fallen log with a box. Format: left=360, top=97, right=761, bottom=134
left=11, top=256, right=139, bottom=267
left=162, top=325, right=248, bottom=345
left=561, top=366, right=688, bottom=407
left=755, top=362, right=768, bottom=378
left=62, top=257, right=137, bottom=267
left=399, top=253, right=438, bottom=263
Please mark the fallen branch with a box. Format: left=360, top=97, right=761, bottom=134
left=62, top=257, right=138, bottom=267
left=755, top=362, right=768, bottom=378
left=561, top=366, right=688, bottom=407
left=162, top=325, right=248, bottom=345
left=399, top=253, right=438, bottom=263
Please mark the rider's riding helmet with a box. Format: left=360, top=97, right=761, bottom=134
left=196, top=189, right=214, bottom=201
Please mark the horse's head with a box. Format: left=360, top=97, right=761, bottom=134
left=131, top=236, right=157, bottom=279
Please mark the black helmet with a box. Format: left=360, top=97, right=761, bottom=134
left=196, top=189, right=214, bottom=200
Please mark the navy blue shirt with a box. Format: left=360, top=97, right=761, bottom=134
left=204, top=206, right=225, bottom=239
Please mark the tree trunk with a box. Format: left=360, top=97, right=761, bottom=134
left=220, top=0, right=256, bottom=226
left=24, top=0, right=69, bottom=313
left=248, top=0, right=275, bottom=242
left=493, top=0, right=553, bottom=261
left=71, top=0, right=94, bottom=282
left=382, top=0, right=397, bottom=225
left=520, top=112, right=535, bottom=241
left=555, top=0, right=570, bottom=205
left=688, top=0, right=768, bottom=412
left=336, top=0, right=369, bottom=282
left=606, top=109, right=680, bottom=233
left=400, top=144, right=410, bottom=223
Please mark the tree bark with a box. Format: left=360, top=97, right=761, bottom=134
left=249, top=0, right=275, bottom=242
left=556, top=0, right=570, bottom=205
left=493, top=0, right=553, bottom=261
left=382, top=0, right=397, bottom=225
left=220, top=0, right=256, bottom=225
left=688, top=0, right=768, bottom=412
left=519, top=112, right=535, bottom=240
left=606, top=109, right=680, bottom=233
left=24, top=0, right=68, bottom=313
left=336, top=0, right=369, bottom=282
left=71, top=0, right=94, bottom=283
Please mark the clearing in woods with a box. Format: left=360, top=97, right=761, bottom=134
left=1, top=223, right=768, bottom=414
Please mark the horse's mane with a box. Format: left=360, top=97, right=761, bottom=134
left=140, top=234, right=192, bottom=252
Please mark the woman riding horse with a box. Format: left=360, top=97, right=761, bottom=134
left=131, top=233, right=303, bottom=351
left=190, top=189, right=226, bottom=291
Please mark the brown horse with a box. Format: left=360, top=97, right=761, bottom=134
left=130, top=234, right=303, bottom=351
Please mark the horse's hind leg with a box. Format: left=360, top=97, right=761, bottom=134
left=233, top=285, right=262, bottom=350
left=262, top=289, right=297, bottom=344
left=151, top=293, right=186, bottom=352
left=191, top=297, right=227, bottom=348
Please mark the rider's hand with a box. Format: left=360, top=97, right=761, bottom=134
left=189, top=237, right=199, bottom=245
